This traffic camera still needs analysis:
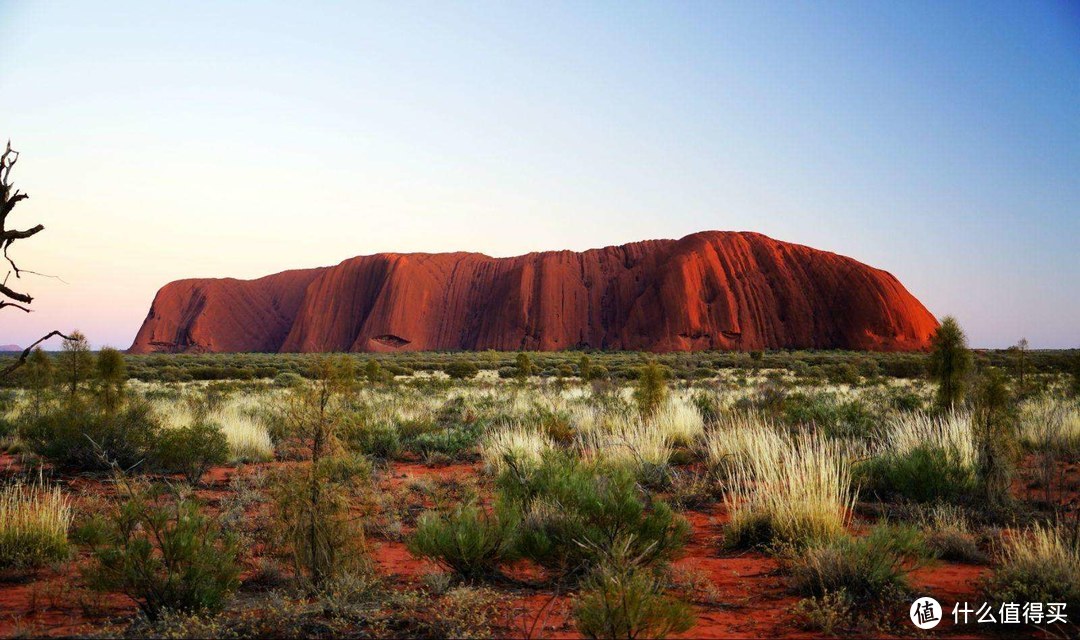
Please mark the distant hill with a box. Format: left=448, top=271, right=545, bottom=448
left=130, top=230, right=939, bottom=354
left=0, top=344, right=22, bottom=353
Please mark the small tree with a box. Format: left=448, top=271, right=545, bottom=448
left=96, top=347, right=127, bottom=414
left=972, top=367, right=1017, bottom=511
left=928, top=317, right=972, bottom=410
left=579, top=355, right=593, bottom=382
left=274, top=357, right=369, bottom=589
left=24, top=347, right=53, bottom=418
left=59, top=331, right=92, bottom=400
left=363, top=358, right=384, bottom=385
left=634, top=361, right=668, bottom=419
left=515, top=352, right=532, bottom=383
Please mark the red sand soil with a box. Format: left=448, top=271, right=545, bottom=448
left=129, top=231, right=938, bottom=354
left=6, top=455, right=1069, bottom=638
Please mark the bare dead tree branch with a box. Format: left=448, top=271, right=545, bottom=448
left=0, top=140, right=67, bottom=378
left=0, top=330, right=75, bottom=378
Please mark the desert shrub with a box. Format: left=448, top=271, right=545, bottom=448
left=575, top=542, right=694, bottom=639
left=793, top=591, right=855, bottom=634
left=788, top=523, right=926, bottom=605
left=445, top=361, right=479, bottom=380
left=274, top=371, right=304, bottom=388
left=345, top=421, right=401, bottom=460
left=21, top=399, right=160, bottom=471
left=84, top=489, right=241, bottom=621
left=633, top=362, right=668, bottom=419
left=407, top=502, right=519, bottom=580
left=983, top=523, right=1080, bottom=624
left=857, top=444, right=976, bottom=503
left=155, top=421, right=229, bottom=485
left=917, top=504, right=986, bottom=563
left=408, top=422, right=482, bottom=460
left=781, top=392, right=874, bottom=438
left=501, top=453, right=689, bottom=578
left=0, top=479, right=72, bottom=569
left=271, top=456, right=372, bottom=589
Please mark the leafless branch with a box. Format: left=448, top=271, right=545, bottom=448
left=0, top=330, right=75, bottom=378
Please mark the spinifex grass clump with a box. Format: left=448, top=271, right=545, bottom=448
left=856, top=411, right=977, bottom=503
left=722, top=425, right=857, bottom=550
left=479, top=423, right=555, bottom=476
left=701, top=412, right=788, bottom=480
left=576, top=417, right=674, bottom=485
left=984, top=522, right=1080, bottom=617
left=0, top=479, right=72, bottom=568
left=1018, top=395, right=1080, bottom=454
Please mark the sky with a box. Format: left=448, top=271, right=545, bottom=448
left=0, top=0, right=1077, bottom=350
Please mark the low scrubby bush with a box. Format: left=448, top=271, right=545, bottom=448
left=788, top=523, right=927, bottom=605
left=575, top=541, right=694, bottom=639
left=501, top=453, right=689, bottom=578
left=155, top=421, right=229, bottom=485
left=407, top=502, right=519, bottom=580
left=21, top=399, right=160, bottom=471
left=84, top=488, right=241, bottom=620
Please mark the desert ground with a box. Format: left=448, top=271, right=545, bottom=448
left=0, top=348, right=1077, bottom=638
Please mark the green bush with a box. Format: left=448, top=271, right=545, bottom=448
left=155, top=422, right=229, bottom=485
left=444, top=361, right=479, bottom=380
left=788, top=523, right=927, bottom=605
left=345, top=421, right=401, bottom=460
left=21, top=400, right=161, bottom=471
left=407, top=502, right=519, bottom=580
left=575, top=555, right=694, bottom=639
left=855, top=444, right=976, bottom=503
left=84, top=489, right=241, bottom=621
left=274, top=372, right=305, bottom=388
left=501, top=453, right=689, bottom=578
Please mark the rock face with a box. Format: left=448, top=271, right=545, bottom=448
left=129, top=231, right=938, bottom=354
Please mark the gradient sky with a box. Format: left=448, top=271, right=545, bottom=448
left=0, top=1, right=1077, bottom=350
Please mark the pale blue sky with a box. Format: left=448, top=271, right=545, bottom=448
left=0, top=1, right=1077, bottom=349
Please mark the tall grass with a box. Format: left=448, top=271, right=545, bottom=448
left=883, top=410, right=976, bottom=470
left=856, top=411, right=977, bottom=503
left=1018, top=395, right=1080, bottom=453
left=154, top=395, right=274, bottom=462
left=210, top=403, right=274, bottom=462
left=985, top=522, right=1080, bottom=613
left=577, top=416, right=673, bottom=479
left=649, top=396, right=705, bottom=446
left=0, top=479, right=72, bottom=568
left=480, top=424, right=555, bottom=476
left=718, top=416, right=858, bottom=548
left=701, top=412, right=789, bottom=479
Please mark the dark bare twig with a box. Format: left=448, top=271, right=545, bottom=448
left=0, top=330, right=75, bottom=378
